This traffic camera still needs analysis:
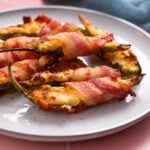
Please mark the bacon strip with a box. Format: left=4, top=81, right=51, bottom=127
left=0, top=55, right=54, bottom=88
left=27, top=76, right=135, bottom=113
left=0, top=36, right=40, bottom=49
left=0, top=32, right=107, bottom=59
left=0, top=36, right=41, bottom=68
left=71, top=65, right=121, bottom=81
left=23, top=14, right=82, bottom=38
left=0, top=13, right=81, bottom=40
left=0, top=59, right=41, bottom=85
left=65, top=77, right=132, bottom=106
left=0, top=14, right=60, bottom=40
left=45, top=32, right=106, bottom=59
left=39, top=22, right=81, bottom=38
left=0, top=51, right=40, bottom=68
left=21, top=65, right=121, bottom=88
left=27, top=14, right=81, bottom=37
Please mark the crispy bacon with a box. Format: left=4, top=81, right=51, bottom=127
left=65, top=77, right=132, bottom=106
left=38, top=20, right=61, bottom=36
left=71, top=65, right=121, bottom=80
left=23, top=14, right=82, bottom=38
left=25, top=76, right=136, bottom=113
left=0, top=51, right=40, bottom=68
left=0, top=36, right=41, bottom=68
left=0, top=14, right=58, bottom=40
left=21, top=65, right=121, bottom=87
left=39, top=22, right=81, bottom=38
left=0, top=36, right=39, bottom=49
left=0, top=32, right=108, bottom=59
left=79, top=14, right=141, bottom=76
left=0, top=55, right=54, bottom=90
left=0, top=59, right=42, bottom=85
left=8, top=59, right=142, bottom=113
left=0, top=14, right=82, bottom=40
left=25, top=14, right=81, bottom=37
left=34, top=14, right=53, bottom=24
left=23, top=16, right=32, bottom=23
left=45, top=32, right=106, bottom=59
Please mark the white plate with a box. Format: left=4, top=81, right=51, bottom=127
left=0, top=6, right=150, bottom=142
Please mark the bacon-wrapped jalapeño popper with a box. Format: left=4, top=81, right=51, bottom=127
left=0, top=55, right=54, bottom=91
left=20, top=65, right=121, bottom=88
left=0, top=14, right=56, bottom=40
left=0, top=14, right=81, bottom=40
left=0, top=36, right=42, bottom=68
left=79, top=15, right=142, bottom=76
left=0, top=50, right=41, bottom=68
left=0, top=32, right=130, bottom=59
left=8, top=63, right=143, bottom=113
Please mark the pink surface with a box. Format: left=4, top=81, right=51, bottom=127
left=0, top=0, right=43, bottom=10
left=0, top=1, right=150, bottom=150
left=0, top=116, right=150, bottom=150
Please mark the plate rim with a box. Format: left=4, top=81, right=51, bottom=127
left=0, top=110, right=149, bottom=142
left=0, top=5, right=149, bottom=38
left=0, top=5, right=149, bottom=142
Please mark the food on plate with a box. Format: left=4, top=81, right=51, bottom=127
left=0, top=13, right=144, bottom=113
left=20, top=65, right=121, bottom=88
left=0, top=50, right=40, bottom=68
left=0, top=32, right=130, bottom=59
left=0, top=36, right=40, bottom=50
left=0, top=14, right=81, bottom=40
left=79, top=15, right=141, bottom=76
left=0, top=14, right=54, bottom=40
left=9, top=63, right=143, bottom=112
left=0, top=55, right=54, bottom=91
left=79, top=14, right=113, bottom=40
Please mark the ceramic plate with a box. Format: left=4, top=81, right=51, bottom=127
left=0, top=6, right=149, bottom=142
